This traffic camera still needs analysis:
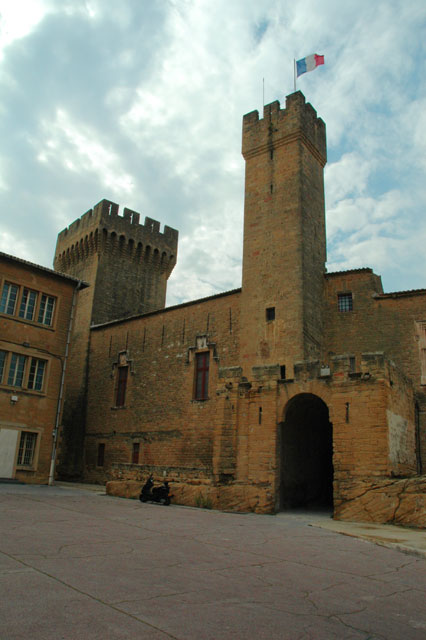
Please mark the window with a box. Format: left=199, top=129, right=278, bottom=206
left=0, top=282, right=19, bottom=315
left=266, top=307, right=275, bottom=321
left=7, top=353, right=26, bottom=387
left=416, top=322, right=426, bottom=385
left=37, top=294, right=55, bottom=326
left=97, top=443, right=105, bottom=467
left=0, top=350, right=6, bottom=382
left=116, top=366, right=128, bottom=406
left=17, top=431, right=37, bottom=466
left=132, top=442, right=140, bottom=464
left=19, top=288, right=37, bottom=320
left=27, top=358, right=46, bottom=391
left=0, top=351, right=48, bottom=392
left=338, top=293, right=353, bottom=312
left=195, top=352, right=209, bottom=400
left=0, top=282, right=56, bottom=326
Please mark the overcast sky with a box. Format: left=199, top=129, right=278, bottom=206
left=1, top=0, right=425, bottom=306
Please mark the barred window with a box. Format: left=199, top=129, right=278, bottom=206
left=7, top=353, right=26, bottom=387
left=17, top=431, right=37, bottom=466
left=19, top=288, right=38, bottom=321
left=0, top=282, right=19, bottom=315
left=37, top=294, right=55, bottom=326
left=338, top=293, right=353, bottom=312
left=27, top=358, right=46, bottom=391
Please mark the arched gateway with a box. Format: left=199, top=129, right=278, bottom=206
left=280, top=393, right=333, bottom=510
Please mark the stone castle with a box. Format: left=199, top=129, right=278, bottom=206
left=54, top=91, right=426, bottom=524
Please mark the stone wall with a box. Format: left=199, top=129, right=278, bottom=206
left=84, top=289, right=241, bottom=487
left=324, top=270, right=426, bottom=470
left=335, top=476, right=426, bottom=528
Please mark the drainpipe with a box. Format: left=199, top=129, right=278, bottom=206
left=48, top=280, right=82, bottom=486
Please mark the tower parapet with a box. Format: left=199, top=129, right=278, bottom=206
left=242, top=91, right=326, bottom=164
left=55, top=199, right=178, bottom=280
left=54, top=199, right=178, bottom=324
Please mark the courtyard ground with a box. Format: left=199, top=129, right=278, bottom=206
left=0, top=483, right=425, bottom=639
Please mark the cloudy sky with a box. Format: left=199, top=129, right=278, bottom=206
left=1, top=0, right=425, bottom=306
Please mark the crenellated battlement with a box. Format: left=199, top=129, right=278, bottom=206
left=54, top=199, right=178, bottom=280
left=242, top=91, right=326, bottom=164
left=57, top=199, right=178, bottom=247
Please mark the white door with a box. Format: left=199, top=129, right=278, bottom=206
left=0, top=428, right=19, bottom=478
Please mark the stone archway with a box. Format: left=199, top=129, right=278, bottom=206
left=280, top=393, right=333, bottom=510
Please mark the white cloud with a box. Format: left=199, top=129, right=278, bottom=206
left=0, top=229, right=36, bottom=261
left=35, top=109, right=135, bottom=196
left=0, top=0, right=426, bottom=301
left=0, top=0, right=53, bottom=59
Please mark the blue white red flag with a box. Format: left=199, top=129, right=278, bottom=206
left=296, top=54, right=325, bottom=77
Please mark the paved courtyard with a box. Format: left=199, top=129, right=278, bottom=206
left=0, top=483, right=425, bottom=640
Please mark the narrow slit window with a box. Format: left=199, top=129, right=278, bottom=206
left=132, top=442, right=140, bottom=464
left=195, top=352, right=209, bottom=401
left=97, top=443, right=105, bottom=467
left=116, top=366, right=128, bottom=407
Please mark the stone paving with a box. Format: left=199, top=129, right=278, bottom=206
left=0, top=484, right=425, bottom=639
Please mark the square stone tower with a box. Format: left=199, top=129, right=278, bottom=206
left=240, top=92, right=327, bottom=376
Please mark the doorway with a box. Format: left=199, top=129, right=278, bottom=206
left=280, top=393, right=333, bottom=510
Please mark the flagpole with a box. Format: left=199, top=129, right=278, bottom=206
left=293, top=59, right=296, bottom=92
left=262, top=77, right=265, bottom=107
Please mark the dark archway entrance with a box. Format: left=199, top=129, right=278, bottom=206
left=280, top=394, right=333, bottom=510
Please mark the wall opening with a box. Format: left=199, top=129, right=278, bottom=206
left=280, top=393, right=333, bottom=510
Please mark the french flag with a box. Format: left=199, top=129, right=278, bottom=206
left=296, top=54, right=325, bottom=77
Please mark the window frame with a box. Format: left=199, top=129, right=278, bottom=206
left=37, top=293, right=56, bottom=326
left=7, top=353, right=27, bottom=387
left=337, top=292, right=353, bottom=312
left=0, top=349, right=48, bottom=393
left=115, top=365, right=129, bottom=407
left=0, top=282, right=19, bottom=315
left=19, top=287, right=38, bottom=321
left=0, top=349, right=7, bottom=383
left=16, top=431, right=38, bottom=468
left=27, top=358, right=47, bottom=391
left=0, top=280, right=57, bottom=328
left=194, top=351, right=210, bottom=401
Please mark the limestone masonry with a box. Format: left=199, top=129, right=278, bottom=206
left=2, top=91, right=425, bottom=527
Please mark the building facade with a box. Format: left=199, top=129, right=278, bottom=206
left=0, top=252, right=86, bottom=483
left=35, top=92, right=426, bottom=523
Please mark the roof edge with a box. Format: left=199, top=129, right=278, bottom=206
left=91, top=287, right=242, bottom=330
left=0, top=251, right=89, bottom=287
